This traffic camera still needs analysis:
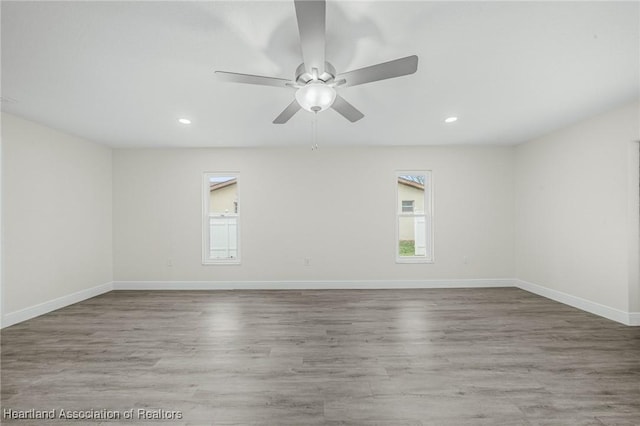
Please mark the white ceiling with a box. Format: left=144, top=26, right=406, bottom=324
left=1, top=1, right=638, bottom=148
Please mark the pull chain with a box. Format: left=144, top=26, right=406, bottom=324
left=311, top=112, right=319, bottom=151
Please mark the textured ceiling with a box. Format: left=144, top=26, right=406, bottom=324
left=1, top=1, right=638, bottom=148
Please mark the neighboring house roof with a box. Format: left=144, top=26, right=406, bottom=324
left=398, top=175, right=424, bottom=190
left=210, top=178, right=237, bottom=191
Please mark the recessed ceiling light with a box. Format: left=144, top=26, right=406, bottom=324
left=178, top=118, right=191, bottom=125
left=444, top=116, right=458, bottom=123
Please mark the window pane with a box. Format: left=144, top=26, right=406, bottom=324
left=397, top=175, right=425, bottom=213
left=396, top=171, right=431, bottom=263
left=398, top=216, right=428, bottom=257
left=209, top=176, right=238, bottom=215
left=204, top=173, right=239, bottom=263
left=209, top=216, right=237, bottom=259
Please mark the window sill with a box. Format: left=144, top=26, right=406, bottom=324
left=202, top=259, right=241, bottom=265
left=396, top=258, right=434, bottom=264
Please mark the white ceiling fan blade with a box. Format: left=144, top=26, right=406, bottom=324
left=273, top=100, right=302, bottom=124
left=294, top=0, right=325, bottom=76
left=336, top=55, right=419, bottom=87
left=215, top=71, right=291, bottom=88
left=331, top=95, right=364, bottom=122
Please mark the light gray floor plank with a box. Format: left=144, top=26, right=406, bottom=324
left=2, top=288, right=639, bottom=424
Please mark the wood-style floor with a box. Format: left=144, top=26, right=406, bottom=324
left=2, top=288, right=639, bottom=425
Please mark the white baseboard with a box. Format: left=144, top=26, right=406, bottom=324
left=3, top=279, right=637, bottom=328
left=514, top=279, right=638, bottom=326
left=628, top=312, right=640, bottom=326
left=112, top=279, right=514, bottom=291
left=2, top=282, right=113, bottom=328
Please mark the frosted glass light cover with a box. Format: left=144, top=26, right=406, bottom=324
left=295, top=82, right=336, bottom=112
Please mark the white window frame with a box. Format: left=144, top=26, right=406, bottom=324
left=396, top=170, right=433, bottom=264
left=202, top=172, right=240, bottom=265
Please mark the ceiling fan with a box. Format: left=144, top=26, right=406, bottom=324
left=215, top=0, right=418, bottom=124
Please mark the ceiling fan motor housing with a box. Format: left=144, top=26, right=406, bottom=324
left=295, top=62, right=336, bottom=85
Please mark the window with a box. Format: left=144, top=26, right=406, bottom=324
left=203, top=173, right=240, bottom=264
left=401, top=200, right=415, bottom=213
left=396, top=171, right=432, bottom=263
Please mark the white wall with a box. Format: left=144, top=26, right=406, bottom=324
left=0, top=113, right=3, bottom=326
left=2, top=113, right=113, bottom=318
left=113, top=146, right=514, bottom=282
left=515, top=101, right=640, bottom=313
left=629, top=140, right=640, bottom=313
left=4, top=101, right=638, bottom=326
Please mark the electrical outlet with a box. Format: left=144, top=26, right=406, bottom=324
left=304, top=257, right=311, bottom=266
left=167, top=259, right=173, bottom=267
left=463, top=256, right=469, bottom=265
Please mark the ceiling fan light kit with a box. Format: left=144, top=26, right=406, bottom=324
left=295, top=82, right=336, bottom=112
left=215, top=0, right=418, bottom=124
